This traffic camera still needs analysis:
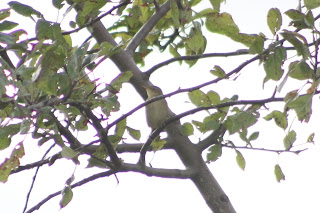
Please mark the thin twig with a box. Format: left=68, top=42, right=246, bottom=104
left=22, top=143, right=56, bottom=213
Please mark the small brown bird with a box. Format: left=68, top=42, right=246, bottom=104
left=144, top=86, right=173, bottom=131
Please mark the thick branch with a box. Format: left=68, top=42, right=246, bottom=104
left=73, top=103, right=122, bottom=168
left=126, top=0, right=171, bottom=54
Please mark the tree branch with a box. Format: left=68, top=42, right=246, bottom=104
left=72, top=103, right=122, bottom=168
left=145, top=49, right=250, bottom=75
left=25, top=164, right=191, bottom=213
left=125, top=0, right=171, bottom=54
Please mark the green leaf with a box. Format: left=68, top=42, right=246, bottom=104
left=170, top=0, right=180, bottom=28
left=0, top=143, right=24, bottom=183
left=60, top=186, right=73, bottom=208
left=81, top=0, right=107, bottom=17
left=0, top=9, right=10, bottom=21
left=248, top=131, right=259, bottom=141
left=180, top=122, right=194, bottom=136
left=283, top=130, right=296, bottom=150
left=210, top=65, right=227, bottom=78
left=0, top=21, right=18, bottom=31
left=304, top=0, right=320, bottom=10
left=224, top=112, right=257, bottom=134
left=151, top=137, right=167, bottom=151
left=203, top=116, right=220, bottom=131
left=263, top=110, right=288, bottom=130
left=274, top=164, right=285, bottom=182
left=0, top=32, right=16, bottom=44
left=74, top=116, right=88, bottom=131
left=207, top=91, right=220, bottom=105
left=8, top=1, right=42, bottom=18
left=307, top=133, right=315, bottom=142
left=209, top=0, right=224, bottom=12
left=115, top=118, right=126, bottom=138
left=288, top=61, right=313, bottom=80
left=186, top=27, right=206, bottom=53
left=20, top=119, right=32, bottom=134
left=249, top=35, right=265, bottom=54
left=267, top=8, right=282, bottom=35
left=0, top=124, right=21, bottom=150
left=285, top=9, right=312, bottom=29
left=109, top=71, right=133, bottom=92
left=263, top=46, right=286, bottom=81
left=188, top=89, right=211, bottom=107
left=206, top=12, right=257, bottom=46
left=36, top=19, right=63, bottom=41
left=280, top=31, right=310, bottom=60
left=126, top=126, right=141, bottom=140
left=87, top=144, right=108, bottom=168
left=286, top=95, right=312, bottom=122
left=235, top=150, right=245, bottom=170
left=61, top=146, right=78, bottom=159
left=52, top=0, right=65, bottom=9
left=192, top=120, right=207, bottom=133
left=206, top=143, right=222, bottom=162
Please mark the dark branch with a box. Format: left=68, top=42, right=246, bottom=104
left=145, top=49, right=250, bottom=75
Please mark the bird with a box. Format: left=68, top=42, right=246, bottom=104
left=144, top=85, right=174, bottom=132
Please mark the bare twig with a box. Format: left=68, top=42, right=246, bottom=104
left=22, top=143, right=56, bottom=213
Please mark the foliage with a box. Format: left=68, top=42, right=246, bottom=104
left=0, top=0, right=319, bottom=212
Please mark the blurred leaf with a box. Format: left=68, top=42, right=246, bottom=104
left=0, top=124, right=21, bottom=150
left=206, top=143, right=222, bottom=162
left=20, top=119, right=31, bottom=134
left=203, top=116, right=220, bottom=131
left=288, top=61, right=313, bottom=80
left=8, top=1, right=42, bottom=18
left=170, top=0, right=180, bottom=28
left=59, top=186, right=73, bottom=208
left=206, top=12, right=256, bottom=46
left=248, top=131, right=259, bottom=141
left=307, top=133, right=315, bottom=142
left=224, top=112, right=257, bottom=134
left=188, top=89, right=211, bottom=107
left=286, top=95, right=312, bottom=122
left=249, top=35, right=265, bottom=54
left=235, top=150, right=245, bottom=170
left=61, top=146, right=78, bottom=159
left=263, top=46, right=286, bottom=81
left=0, top=143, right=24, bottom=183
left=87, top=145, right=108, bottom=168
left=36, top=19, right=63, bottom=41
left=192, top=120, right=207, bottom=133
left=126, top=126, right=141, bottom=140
left=264, top=110, right=288, bottom=130
left=0, top=21, right=18, bottom=31
left=210, top=65, right=227, bottom=78
left=304, top=0, right=320, bottom=10
left=283, top=130, right=296, bottom=150
left=115, top=118, right=126, bottom=138
left=267, top=8, right=282, bottom=35
left=110, top=71, right=133, bottom=92
left=0, top=9, right=10, bottom=21
left=52, top=0, right=65, bottom=9
left=180, top=122, right=194, bottom=136
left=207, top=91, right=220, bottom=105
left=151, top=137, right=167, bottom=151
left=281, top=30, right=310, bottom=60
left=274, top=164, right=285, bottom=182
left=0, top=32, right=16, bottom=44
